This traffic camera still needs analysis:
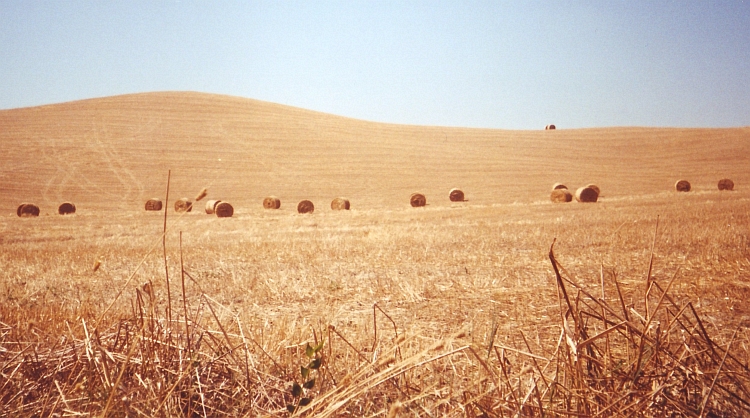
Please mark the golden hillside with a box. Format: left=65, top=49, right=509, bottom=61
left=1, top=91, right=748, bottom=214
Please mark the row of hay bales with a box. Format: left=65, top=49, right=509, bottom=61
left=16, top=202, right=76, bottom=217
left=550, top=183, right=600, bottom=203
left=409, top=188, right=467, bottom=207
left=674, top=179, right=735, bottom=192
left=144, top=197, right=234, bottom=218
left=550, top=178, right=737, bottom=203
left=264, top=197, right=347, bottom=213
left=142, top=188, right=467, bottom=215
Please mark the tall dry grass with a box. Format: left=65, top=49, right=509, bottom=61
left=1, top=191, right=749, bottom=416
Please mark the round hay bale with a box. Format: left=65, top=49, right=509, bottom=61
left=331, top=197, right=350, bottom=210
left=17, top=203, right=40, bottom=217
left=545, top=124, right=556, bottom=130
left=575, top=187, right=599, bottom=203
left=449, top=188, right=465, bottom=202
left=215, top=202, right=234, bottom=218
left=58, top=202, right=76, bottom=215
left=205, top=199, right=221, bottom=214
left=718, top=178, right=734, bottom=191
left=674, top=180, right=691, bottom=192
left=410, top=193, right=426, bottom=207
left=551, top=183, right=568, bottom=191
left=297, top=200, right=315, bottom=214
left=17, top=203, right=28, bottom=217
left=174, top=198, right=193, bottom=212
left=195, top=187, right=208, bottom=202
left=263, top=196, right=281, bottom=209
left=550, top=189, right=573, bottom=203
left=585, top=184, right=601, bottom=195
left=145, top=198, right=163, bottom=211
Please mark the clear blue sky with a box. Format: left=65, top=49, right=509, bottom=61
left=2, top=1, right=749, bottom=129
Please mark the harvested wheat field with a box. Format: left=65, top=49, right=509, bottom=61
left=1, top=92, right=750, bottom=416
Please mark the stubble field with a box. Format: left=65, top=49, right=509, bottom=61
left=1, top=92, right=749, bottom=416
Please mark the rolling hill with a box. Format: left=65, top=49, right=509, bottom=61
left=1, top=91, right=748, bottom=214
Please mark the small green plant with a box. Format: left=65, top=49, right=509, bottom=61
left=287, top=340, right=324, bottom=414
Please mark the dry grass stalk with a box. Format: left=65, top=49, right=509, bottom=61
left=144, top=198, right=163, bottom=211
left=675, top=179, right=691, bottom=192
left=16, top=203, right=40, bottom=217
left=1, top=231, right=748, bottom=416
left=550, top=188, right=573, bottom=203
left=551, top=182, right=568, bottom=191
left=204, top=199, right=221, bottom=214
left=263, top=196, right=281, bottom=209
left=448, top=188, right=465, bottom=202
left=330, top=197, right=350, bottom=210
left=575, top=186, right=599, bottom=203
left=410, top=193, right=426, bottom=207
left=174, top=198, right=193, bottom=212
left=195, top=187, right=208, bottom=201
left=718, top=178, right=734, bottom=191
left=57, top=202, right=76, bottom=215
left=297, top=199, right=315, bottom=214
left=215, top=202, right=234, bottom=218
left=543, top=242, right=750, bottom=417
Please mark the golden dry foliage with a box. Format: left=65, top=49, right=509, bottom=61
left=297, top=199, right=315, bottom=213
left=2, top=221, right=747, bottom=417
left=330, top=197, right=350, bottom=210
left=195, top=187, right=208, bottom=202
left=2, top=93, right=750, bottom=416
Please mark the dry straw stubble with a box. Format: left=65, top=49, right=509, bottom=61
left=448, top=188, right=465, bottom=202
left=58, top=202, right=76, bottom=215
left=410, top=193, right=426, bottom=207
left=550, top=188, right=573, bottom=203
left=215, top=202, right=234, bottom=218
left=297, top=200, right=315, bottom=214
left=195, top=187, right=208, bottom=201
left=675, top=179, right=691, bottom=192
left=575, top=186, right=599, bottom=203
left=718, top=178, right=734, bottom=191
left=330, top=197, right=350, bottom=210
left=205, top=199, right=221, bottom=214
left=174, top=198, right=193, bottom=212
left=263, top=196, right=281, bottom=209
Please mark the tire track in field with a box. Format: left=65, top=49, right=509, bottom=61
left=40, top=119, right=146, bottom=205
left=88, top=118, right=145, bottom=201
left=39, top=123, right=73, bottom=206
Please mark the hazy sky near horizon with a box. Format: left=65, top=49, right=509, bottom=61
left=2, top=1, right=749, bottom=129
